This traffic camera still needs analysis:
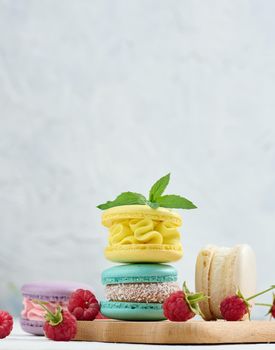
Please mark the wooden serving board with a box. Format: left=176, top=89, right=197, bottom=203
left=75, top=319, right=275, bottom=344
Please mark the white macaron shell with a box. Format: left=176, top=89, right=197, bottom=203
left=233, top=244, right=257, bottom=299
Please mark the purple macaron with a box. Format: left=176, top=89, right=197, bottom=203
left=20, top=281, right=91, bottom=335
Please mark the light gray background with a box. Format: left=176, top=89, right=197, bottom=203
left=0, top=0, right=274, bottom=319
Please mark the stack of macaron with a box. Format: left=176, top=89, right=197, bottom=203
left=99, top=205, right=183, bottom=320
left=97, top=174, right=197, bottom=320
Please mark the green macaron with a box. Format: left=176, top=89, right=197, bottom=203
left=100, top=264, right=179, bottom=321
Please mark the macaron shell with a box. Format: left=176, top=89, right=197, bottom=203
left=102, top=263, right=178, bottom=285
left=105, top=244, right=183, bottom=263
left=195, top=245, right=217, bottom=320
left=20, top=319, right=44, bottom=336
left=102, top=205, right=182, bottom=227
left=234, top=244, right=257, bottom=299
left=21, top=281, right=92, bottom=301
left=100, top=301, right=165, bottom=321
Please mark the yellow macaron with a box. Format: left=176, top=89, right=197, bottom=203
left=101, top=205, right=183, bottom=263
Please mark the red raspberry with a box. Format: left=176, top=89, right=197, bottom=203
left=68, top=289, right=100, bottom=320
left=33, top=300, right=76, bottom=342
left=44, top=309, right=76, bottom=341
left=163, top=282, right=206, bottom=322
left=221, top=286, right=275, bottom=321
left=270, top=293, right=275, bottom=318
left=163, top=291, right=195, bottom=321
left=265, top=294, right=275, bottom=319
left=220, top=295, right=248, bottom=321
left=0, top=311, right=13, bottom=339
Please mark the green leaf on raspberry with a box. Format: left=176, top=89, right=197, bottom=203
left=33, top=300, right=63, bottom=326
left=236, top=288, right=251, bottom=320
left=182, top=282, right=207, bottom=319
left=236, top=288, right=251, bottom=307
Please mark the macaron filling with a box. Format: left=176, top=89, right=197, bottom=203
left=108, top=218, right=181, bottom=246
left=21, top=298, right=68, bottom=322
left=105, top=282, right=180, bottom=303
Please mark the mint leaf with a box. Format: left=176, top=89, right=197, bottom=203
left=97, top=192, right=147, bottom=210
left=149, top=173, right=170, bottom=202
left=157, top=195, right=197, bottom=209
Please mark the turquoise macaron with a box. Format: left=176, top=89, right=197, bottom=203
left=100, top=264, right=179, bottom=321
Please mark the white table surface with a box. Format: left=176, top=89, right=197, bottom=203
left=0, top=320, right=274, bottom=350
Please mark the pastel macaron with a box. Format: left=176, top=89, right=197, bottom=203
left=195, top=244, right=257, bottom=320
left=102, top=205, right=183, bottom=263
left=20, top=281, right=91, bottom=335
left=100, top=263, right=179, bottom=320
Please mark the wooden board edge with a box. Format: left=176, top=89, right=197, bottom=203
left=74, top=320, right=275, bottom=344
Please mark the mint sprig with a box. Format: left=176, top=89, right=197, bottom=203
left=97, top=173, right=197, bottom=210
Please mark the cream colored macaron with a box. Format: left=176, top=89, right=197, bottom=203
left=195, top=244, right=256, bottom=320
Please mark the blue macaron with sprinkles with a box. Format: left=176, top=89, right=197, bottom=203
left=100, top=264, right=179, bottom=320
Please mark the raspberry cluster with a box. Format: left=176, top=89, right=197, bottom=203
left=163, top=284, right=275, bottom=323
left=35, top=288, right=100, bottom=341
